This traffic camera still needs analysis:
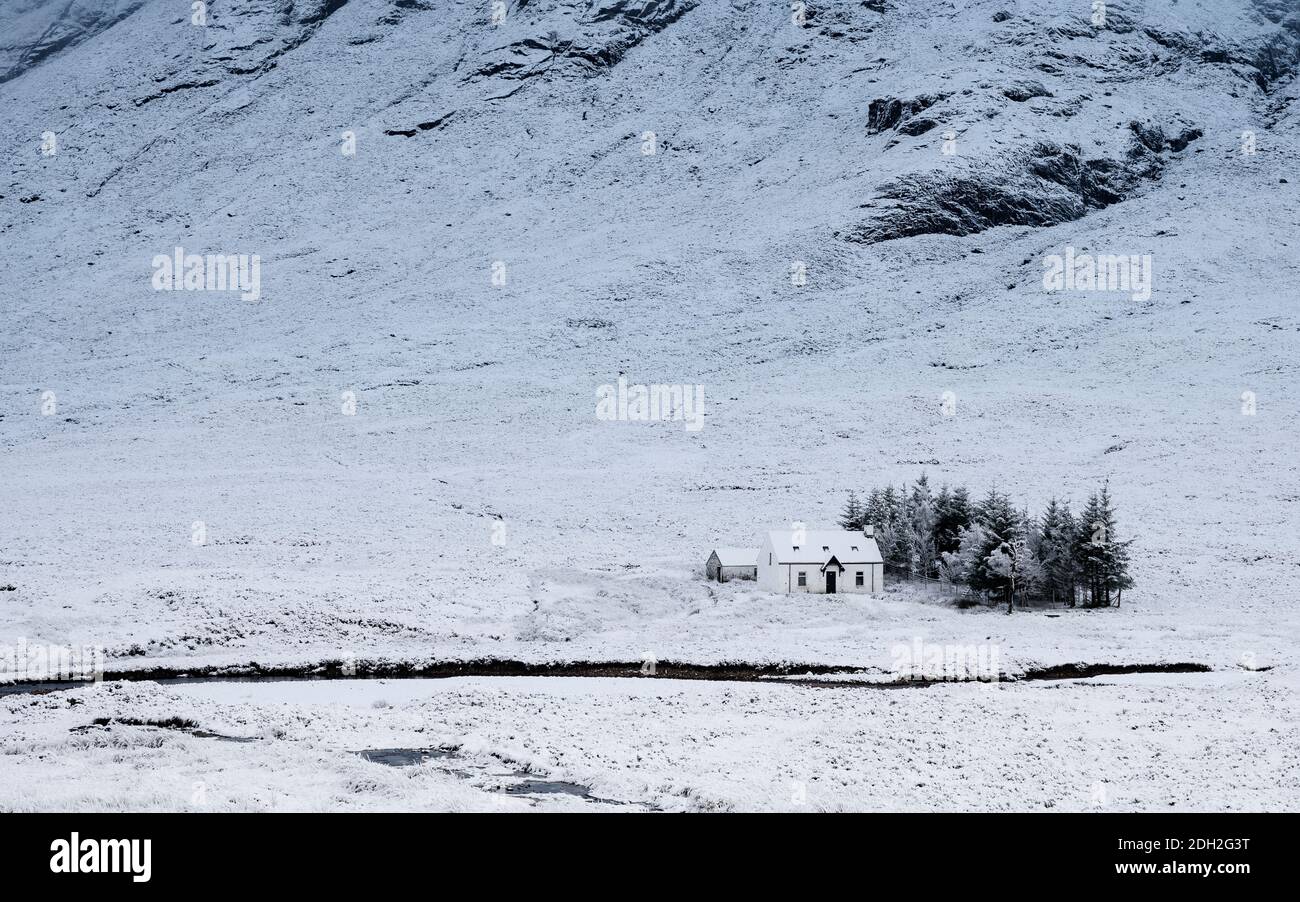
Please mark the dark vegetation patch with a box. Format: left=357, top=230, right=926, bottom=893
left=5, top=658, right=1220, bottom=694
left=1017, top=662, right=1213, bottom=681
left=90, top=716, right=197, bottom=729
left=119, top=658, right=875, bottom=683
left=76, top=716, right=255, bottom=742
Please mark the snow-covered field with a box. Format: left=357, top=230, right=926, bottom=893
left=2, top=671, right=1295, bottom=811
left=1, top=0, right=1298, bottom=809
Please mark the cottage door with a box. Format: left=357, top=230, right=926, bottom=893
left=826, top=571, right=837, bottom=594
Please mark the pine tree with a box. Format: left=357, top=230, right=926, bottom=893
left=874, top=485, right=895, bottom=569
left=1074, top=492, right=1106, bottom=607
left=1058, top=503, right=1078, bottom=606
left=838, top=491, right=864, bottom=531
left=940, top=522, right=987, bottom=598
left=970, top=488, right=1019, bottom=606
left=1108, top=535, right=1134, bottom=607
left=908, top=474, right=937, bottom=578
left=933, top=484, right=953, bottom=551
left=881, top=484, right=901, bottom=523
left=855, top=479, right=1130, bottom=609
left=933, top=484, right=973, bottom=556
left=1038, top=498, right=1077, bottom=606
left=863, top=489, right=885, bottom=534
left=884, top=484, right=913, bottom=574
left=1017, top=504, right=1045, bottom=605
left=1094, top=482, right=1134, bottom=606
left=1020, top=505, right=1038, bottom=553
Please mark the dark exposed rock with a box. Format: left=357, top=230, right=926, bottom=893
left=589, top=0, right=686, bottom=25
left=844, top=124, right=1201, bottom=244
left=897, top=116, right=939, bottom=136
left=571, top=0, right=698, bottom=70
left=1253, top=0, right=1300, bottom=25
left=295, top=0, right=351, bottom=26
left=473, top=0, right=698, bottom=84
left=1002, top=80, right=1053, bottom=102
left=1126, top=120, right=1203, bottom=155
left=1129, top=120, right=1166, bottom=155
left=417, top=112, right=454, bottom=130
left=1251, top=31, right=1300, bottom=87
left=1142, top=15, right=1300, bottom=91
left=1040, top=18, right=1097, bottom=41
left=133, top=78, right=222, bottom=107
left=803, top=0, right=884, bottom=40
left=216, top=0, right=355, bottom=77
left=382, top=111, right=454, bottom=137
left=866, top=93, right=947, bottom=134
left=1166, top=127, right=1201, bottom=152
left=1, top=0, right=148, bottom=84
left=1045, top=94, right=1090, bottom=117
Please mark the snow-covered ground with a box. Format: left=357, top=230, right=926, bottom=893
left=1, top=0, right=1297, bottom=809
left=2, top=671, right=1295, bottom=811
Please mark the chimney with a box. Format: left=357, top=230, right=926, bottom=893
left=863, top=524, right=875, bottom=538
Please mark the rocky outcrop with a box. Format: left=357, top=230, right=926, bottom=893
left=471, top=0, right=698, bottom=86
left=1001, top=80, right=1052, bottom=102
left=1, top=0, right=148, bottom=83
left=866, top=93, right=948, bottom=134
left=384, top=110, right=456, bottom=137
left=844, top=122, right=1201, bottom=243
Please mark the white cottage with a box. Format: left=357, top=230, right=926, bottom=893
left=757, top=527, right=883, bottom=594
left=705, top=547, right=758, bottom=582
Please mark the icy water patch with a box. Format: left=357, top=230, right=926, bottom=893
left=350, top=740, right=639, bottom=808
left=354, top=747, right=456, bottom=767
left=505, top=779, right=620, bottom=803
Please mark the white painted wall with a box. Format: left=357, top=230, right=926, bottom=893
left=757, top=535, right=883, bottom=594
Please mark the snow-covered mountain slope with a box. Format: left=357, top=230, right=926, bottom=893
left=1, top=0, right=1298, bottom=671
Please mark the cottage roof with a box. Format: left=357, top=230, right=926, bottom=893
left=764, top=530, right=883, bottom=565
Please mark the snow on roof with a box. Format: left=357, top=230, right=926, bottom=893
left=712, top=547, right=758, bottom=567
left=765, top=530, right=882, bottom=564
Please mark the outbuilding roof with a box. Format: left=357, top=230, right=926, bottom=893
left=711, top=547, right=758, bottom=567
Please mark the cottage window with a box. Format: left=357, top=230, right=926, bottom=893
left=851, top=545, right=858, bottom=551
left=822, top=545, right=829, bottom=552
left=797, top=572, right=807, bottom=587
left=855, top=571, right=864, bottom=587
left=792, top=545, right=800, bottom=552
